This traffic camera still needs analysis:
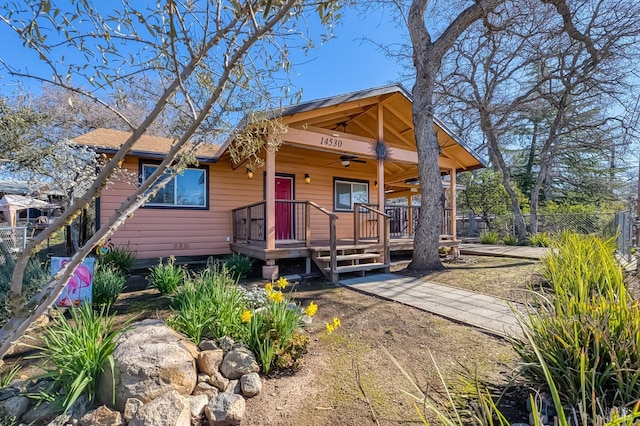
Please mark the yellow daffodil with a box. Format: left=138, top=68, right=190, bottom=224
left=268, top=290, right=284, bottom=303
left=326, top=323, right=335, bottom=335
left=240, top=310, right=253, bottom=323
left=304, top=301, right=318, bottom=317
left=276, top=276, right=289, bottom=289
left=332, top=317, right=341, bottom=327
left=264, top=282, right=274, bottom=293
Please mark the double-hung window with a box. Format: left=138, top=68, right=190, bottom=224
left=141, top=162, right=208, bottom=209
left=334, top=179, right=369, bottom=212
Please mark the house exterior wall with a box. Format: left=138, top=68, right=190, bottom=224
left=100, top=146, right=380, bottom=259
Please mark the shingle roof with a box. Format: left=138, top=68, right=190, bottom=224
left=73, top=128, right=220, bottom=161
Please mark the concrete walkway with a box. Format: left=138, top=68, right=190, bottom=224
left=459, top=243, right=549, bottom=260
left=339, top=273, right=524, bottom=339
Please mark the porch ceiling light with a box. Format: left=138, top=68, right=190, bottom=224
left=247, top=167, right=254, bottom=179
left=304, top=173, right=311, bottom=184
left=341, top=159, right=350, bottom=167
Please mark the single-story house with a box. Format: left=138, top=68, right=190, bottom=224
left=74, top=84, right=485, bottom=281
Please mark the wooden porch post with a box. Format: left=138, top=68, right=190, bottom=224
left=377, top=102, right=386, bottom=243
left=265, top=147, right=276, bottom=251
left=449, top=168, right=457, bottom=238
left=408, top=195, right=413, bottom=236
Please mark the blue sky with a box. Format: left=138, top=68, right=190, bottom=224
left=0, top=4, right=409, bottom=103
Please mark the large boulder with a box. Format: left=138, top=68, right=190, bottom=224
left=98, top=319, right=198, bottom=411
left=129, top=390, right=191, bottom=426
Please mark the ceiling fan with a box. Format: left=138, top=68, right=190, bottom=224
left=329, top=155, right=367, bottom=167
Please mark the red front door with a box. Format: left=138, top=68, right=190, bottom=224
left=275, top=176, right=293, bottom=240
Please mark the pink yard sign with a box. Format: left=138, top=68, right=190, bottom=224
left=52, top=257, right=95, bottom=307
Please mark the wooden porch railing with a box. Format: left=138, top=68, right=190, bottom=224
left=232, top=201, right=266, bottom=243
left=383, top=205, right=454, bottom=238
left=354, top=203, right=390, bottom=265
left=308, top=201, right=338, bottom=279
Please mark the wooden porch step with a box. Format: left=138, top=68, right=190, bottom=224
left=324, top=262, right=389, bottom=274
left=312, top=244, right=382, bottom=252
left=314, top=253, right=381, bottom=262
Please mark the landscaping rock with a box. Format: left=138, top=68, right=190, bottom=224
left=224, top=380, right=241, bottom=395
left=198, top=374, right=211, bottom=383
left=50, top=393, right=91, bottom=425
left=204, top=392, right=245, bottom=426
left=189, top=394, right=210, bottom=418
left=21, top=401, right=61, bottom=424
left=192, top=382, right=219, bottom=399
left=129, top=390, right=191, bottom=426
left=219, top=347, right=259, bottom=379
left=124, top=398, right=144, bottom=422
left=79, top=405, right=123, bottom=426
left=209, top=371, right=229, bottom=392
left=197, top=350, right=224, bottom=376
left=199, top=340, right=218, bottom=351
left=218, top=337, right=235, bottom=353
left=98, top=319, right=197, bottom=411
left=240, top=373, right=262, bottom=398
left=0, top=396, right=29, bottom=421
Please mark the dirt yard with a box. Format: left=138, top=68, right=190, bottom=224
left=2, top=255, right=538, bottom=425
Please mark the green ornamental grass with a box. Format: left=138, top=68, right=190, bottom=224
left=514, top=232, right=640, bottom=413
left=479, top=231, right=499, bottom=244
left=148, top=256, right=186, bottom=295
left=29, top=304, right=123, bottom=413
left=92, top=265, right=126, bottom=306
left=98, top=244, right=136, bottom=275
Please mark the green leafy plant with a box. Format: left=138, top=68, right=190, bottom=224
left=148, top=256, right=186, bottom=295
left=0, top=364, right=21, bottom=389
left=168, top=263, right=245, bottom=342
left=502, top=234, right=518, bottom=246
left=528, top=232, right=551, bottom=247
left=98, top=244, right=136, bottom=274
left=0, top=258, right=49, bottom=327
left=514, top=233, right=640, bottom=413
left=241, top=279, right=309, bottom=374
left=479, top=231, right=499, bottom=244
left=224, top=253, right=253, bottom=281
left=92, top=265, right=126, bottom=306
left=29, top=304, right=123, bottom=413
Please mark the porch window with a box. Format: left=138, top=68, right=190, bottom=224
left=141, top=162, right=208, bottom=209
left=334, top=179, right=369, bottom=212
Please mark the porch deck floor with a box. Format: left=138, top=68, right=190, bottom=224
left=339, top=273, right=523, bottom=339
left=230, top=237, right=459, bottom=261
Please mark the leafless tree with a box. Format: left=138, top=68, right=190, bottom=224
left=0, top=0, right=343, bottom=361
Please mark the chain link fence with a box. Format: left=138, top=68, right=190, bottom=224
left=0, top=226, right=29, bottom=264
left=458, top=212, right=618, bottom=238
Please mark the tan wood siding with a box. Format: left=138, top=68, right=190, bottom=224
left=99, top=147, right=380, bottom=259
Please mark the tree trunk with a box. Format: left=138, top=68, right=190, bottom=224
left=408, top=60, right=444, bottom=271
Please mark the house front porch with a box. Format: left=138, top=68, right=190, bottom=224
left=230, top=200, right=457, bottom=281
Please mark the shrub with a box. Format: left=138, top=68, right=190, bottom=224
left=224, top=254, right=253, bottom=281
left=29, top=304, right=123, bottom=413
left=479, top=231, right=499, bottom=244
left=528, top=232, right=551, bottom=247
left=502, top=234, right=518, bottom=246
left=168, top=263, right=245, bottom=343
left=92, top=265, right=126, bottom=306
left=0, top=258, right=49, bottom=327
left=514, top=233, right=640, bottom=412
left=148, top=256, right=185, bottom=295
left=98, top=244, right=136, bottom=274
